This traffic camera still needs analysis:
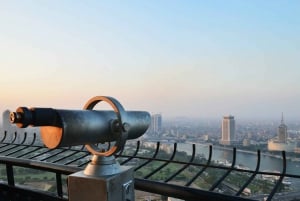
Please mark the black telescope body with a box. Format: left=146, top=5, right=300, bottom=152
left=10, top=107, right=150, bottom=149
left=11, top=96, right=150, bottom=201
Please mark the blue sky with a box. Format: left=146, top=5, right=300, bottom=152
left=0, top=1, right=300, bottom=121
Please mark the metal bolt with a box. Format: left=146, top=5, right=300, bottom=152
left=111, top=119, right=121, bottom=132
left=122, top=123, right=130, bottom=132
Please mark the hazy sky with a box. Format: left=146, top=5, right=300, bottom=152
left=0, top=1, right=299, bottom=121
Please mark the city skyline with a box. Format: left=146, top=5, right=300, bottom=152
left=1, top=1, right=300, bottom=120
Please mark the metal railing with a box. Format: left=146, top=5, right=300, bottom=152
left=0, top=130, right=298, bottom=201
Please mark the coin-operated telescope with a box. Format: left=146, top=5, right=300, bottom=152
left=10, top=96, right=151, bottom=201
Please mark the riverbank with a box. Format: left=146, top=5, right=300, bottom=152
left=185, top=141, right=300, bottom=162
left=177, top=142, right=300, bottom=174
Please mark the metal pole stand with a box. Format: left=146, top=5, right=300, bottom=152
left=68, top=155, right=135, bottom=201
left=67, top=96, right=140, bottom=201
left=9, top=96, right=150, bottom=201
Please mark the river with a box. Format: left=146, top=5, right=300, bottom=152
left=177, top=143, right=300, bottom=175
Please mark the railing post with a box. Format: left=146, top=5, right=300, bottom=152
left=56, top=173, right=63, bottom=197
left=6, top=164, right=14, bottom=186
left=6, top=164, right=15, bottom=201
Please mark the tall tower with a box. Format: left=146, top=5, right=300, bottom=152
left=220, top=115, right=235, bottom=145
left=268, top=113, right=296, bottom=152
left=150, top=114, right=162, bottom=136
left=278, top=112, right=288, bottom=143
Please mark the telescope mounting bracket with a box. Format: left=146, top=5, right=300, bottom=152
left=83, top=96, right=129, bottom=157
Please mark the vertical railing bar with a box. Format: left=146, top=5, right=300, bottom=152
left=236, top=150, right=261, bottom=196
left=1, top=131, right=7, bottom=142
left=6, top=163, right=15, bottom=201
left=185, top=145, right=212, bottom=186
left=29, top=133, right=37, bottom=145
left=56, top=173, right=63, bottom=197
left=134, top=141, right=161, bottom=171
left=52, top=151, right=78, bottom=163
left=0, top=141, right=11, bottom=148
left=144, top=143, right=177, bottom=179
left=11, top=132, right=18, bottom=143
left=6, top=164, right=15, bottom=186
left=266, top=151, right=286, bottom=201
left=20, top=132, right=27, bottom=144
left=120, top=141, right=140, bottom=165
left=80, top=144, right=86, bottom=150
left=0, top=132, right=18, bottom=150
left=164, top=143, right=196, bottom=183
left=5, top=145, right=29, bottom=156
left=16, top=147, right=43, bottom=158
left=40, top=149, right=68, bottom=161
left=64, top=152, right=90, bottom=165
left=209, top=147, right=237, bottom=191
left=135, top=178, right=257, bottom=201
left=78, top=160, right=91, bottom=167
left=29, top=148, right=58, bottom=159
left=0, top=143, right=9, bottom=148
left=0, top=145, right=19, bottom=154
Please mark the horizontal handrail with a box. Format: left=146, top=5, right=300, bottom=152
left=0, top=130, right=299, bottom=201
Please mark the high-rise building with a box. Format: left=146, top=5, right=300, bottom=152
left=220, top=115, right=235, bottom=145
left=150, top=114, right=162, bottom=136
left=268, top=113, right=296, bottom=152
left=278, top=113, right=288, bottom=143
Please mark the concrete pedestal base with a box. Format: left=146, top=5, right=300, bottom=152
left=68, top=166, right=134, bottom=201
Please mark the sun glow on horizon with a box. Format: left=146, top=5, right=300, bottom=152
left=1, top=1, right=300, bottom=120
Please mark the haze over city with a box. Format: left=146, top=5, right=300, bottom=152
left=1, top=1, right=299, bottom=121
